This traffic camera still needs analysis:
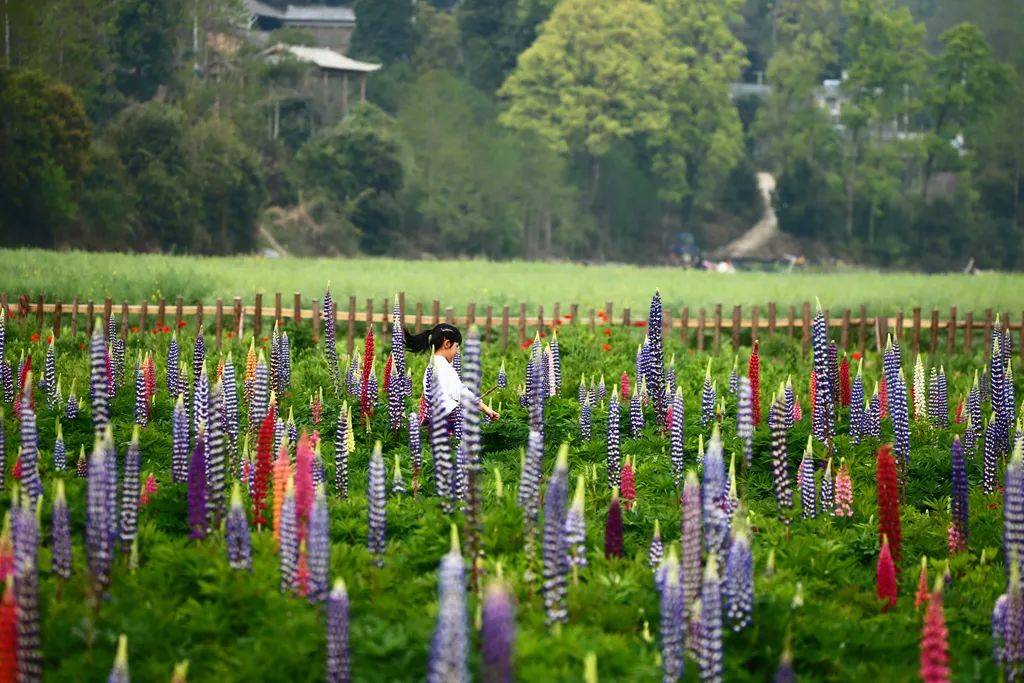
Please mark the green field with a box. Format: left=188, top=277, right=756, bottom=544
left=6, top=249, right=1023, bottom=316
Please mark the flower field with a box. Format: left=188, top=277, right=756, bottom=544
left=0, top=289, right=1020, bottom=681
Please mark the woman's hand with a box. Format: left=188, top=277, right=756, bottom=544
left=481, top=403, right=500, bottom=421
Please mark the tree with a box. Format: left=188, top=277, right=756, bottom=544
left=349, top=0, right=416, bottom=64
left=457, top=0, right=524, bottom=92
left=109, top=0, right=185, bottom=100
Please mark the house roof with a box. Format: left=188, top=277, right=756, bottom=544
left=247, top=0, right=355, bottom=25
left=263, top=43, right=381, bottom=73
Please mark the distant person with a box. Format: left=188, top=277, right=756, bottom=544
left=405, top=323, right=500, bottom=423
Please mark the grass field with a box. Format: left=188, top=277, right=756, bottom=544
left=6, top=248, right=1023, bottom=316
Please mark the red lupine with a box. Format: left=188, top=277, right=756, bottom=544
left=877, top=536, right=897, bottom=611
left=382, top=354, right=393, bottom=394
left=877, top=445, right=902, bottom=565
left=295, top=433, right=315, bottom=544
left=914, top=557, right=930, bottom=609
left=621, top=459, right=636, bottom=512
left=920, top=588, right=950, bottom=683
left=0, top=580, right=14, bottom=683
left=360, top=328, right=375, bottom=418
left=839, top=354, right=850, bottom=407
left=10, top=457, right=19, bottom=481
left=954, top=400, right=964, bottom=424
left=748, top=340, right=761, bottom=425
left=620, top=372, right=630, bottom=401
left=252, top=406, right=278, bottom=527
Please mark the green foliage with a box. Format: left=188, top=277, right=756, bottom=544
left=109, top=0, right=186, bottom=100
left=349, top=0, right=417, bottom=63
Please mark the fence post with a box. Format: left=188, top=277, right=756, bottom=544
left=801, top=302, right=811, bottom=355
left=431, top=300, right=440, bottom=326
left=501, top=306, right=510, bottom=348
left=787, top=306, right=796, bottom=339
left=697, top=308, right=706, bottom=353
left=622, top=307, right=630, bottom=327
left=552, top=302, right=560, bottom=325
left=233, top=297, right=243, bottom=337
left=767, top=302, right=777, bottom=337
left=365, top=298, right=374, bottom=337
left=484, top=305, right=493, bottom=342
left=415, top=302, right=423, bottom=333
left=929, top=309, right=939, bottom=353
left=947, top=307, right=956, bottom=354
left=253, top=294, right=262, bottom=337
left=398, top=292, right=406, bottom=322
left=36, top=295, right=44, bottom=329
left=713, top=304, right=723, bottom=353
left=731, top=305, right=741, bottom=350
left=840, top=309, right=851, bottom=350
left=983, top=309, right=993, bottom=356
left=157, top=299, right=166, bottom=329
left=965, top=311, right=974, bottom=352
left=680, top=306, right=689, bottom=348
left=467, top=302, right=476, bottom=328
left=196, top=301, right=204, bottom=333
left=518, top=303, right=526, bottom=343
left=71, top=297, right=79, bottom=335
left=103, top=297, right=112, bottom=329
left=311, top=298, right=320, bottom=343
left=588, top=308, right=596, bottom=332
left=120, top=301, right=128, bottom=339
left=140, top=301, right=148, bottom=332
left=570, top=303, right=579, bottom=323
left=293, top=293, right=302, bottom=324
left=347, top=296, right=356, bottom=356
left=215, top=299, right=224, bottom=348
left=445, top=307, right=454, bottom=324
left=52, top=302, right=62, bottom=339
left=175, top=297, right=184, bottom=331
left=538, top=304, right=545, bottom=334
left=912, top=307, right=922, bottom=353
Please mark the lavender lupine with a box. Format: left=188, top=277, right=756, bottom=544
left=367, top=441, right=387, bottom=567
left=482, top=581, right=516, bottom=683
left=226, top=483, right=251, bottom=571
left=997, top=558, right=1024, bottom=678
left=659, top=549, right=686, bottom=683
left=19, top=377, right=42, bottom=504
left=681, top=471, right=702, bottom=609
left=279, top=480, right=298, bottom=592
left=703, top=427, right=729, bottom=560
left=326, top=579, right=350, bottom=683
left=565, top=475, right=587, bottom=578
left=701, top=360, right=715, bottom=427
left=119, top=426, right=141, bottom=552
left=768, top=394, right=793, bottom=521
left=206, top=382, right=228, bottom=527
left=1005, top=443, right=1024, bottom=579
left=820, top=459, right=834, bottom=515
left=222, top=356, right=239, bottom=453
left=985, top=418, right=1000, bottom=495
left=427, top=526, right=469, bottom=683
left=172, top=394, right=189, bottom=482
left=518, top=429, right=544, bottom=526
left=323, top=288, right=341, bottom=395
left=670, top=388, right=685, bottom=484
left=43, top=340, right=57, bottom=408
left=188, top=435, right=207, bottom=540
left=580, top=393, right=592, bottom=441
left=391, top=453, right=407, bottom=496
left=607, top=388, right=622, bottom=488
left=850, top=361, right=864, bottom=442
left=90, top=322, right=109, bottom=434
left=308, top=489, right=330, bottom=603
left=723, top=522, right=753, bottom=632
left=192, top=365, right=209, bottom=450
left=811, top=303, right=834, bottom=448
left=799, top=436, right=816, bottom=520
left=51, top=479, right=72, bottom=580
left=629, top=387, right=644, bottom=437
left=335, top=403, right=350, bottom=497
left=737, top=376, right=753, bottom=467
left=648, top=519, right=664, bottom=570
left=87, top=433, right=113, bottom=597
left=14, top=495, right=42, bottom=682
left=699, top=555, right=723, bottom=683
left=541, top=444, right=570, bottom=626
left=167, top=333, right=180, bottom=397
left=429, top=358, right=457, bottom=512
left=969, top=372, right=983, bottom=437
left=951, top=436, right=969, bottom=546
left=728, top=356, right=739, bottom=396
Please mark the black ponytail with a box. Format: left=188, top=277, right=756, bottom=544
left=404, top=323, right=462, bottom=353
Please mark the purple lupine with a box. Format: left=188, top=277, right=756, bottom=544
left=646, top=291, right=667, bottom=424
left=994, top=593, right=1008, bottom=665
left=391, top=453, right=406, bottom=496
left=699, top=555, right=723, bottom=683
left=985, top=418, right=1000, bottom=495
left=249, top=353, right=269, bottom=432
left=107, top=634, right=129, bottom=683
left=889, top=358, right=911, bottom=467
left=681, top=471, right=702, bottom=608
left=774, top=647, right=795, bottom=683
left=866, top=389, right=882, bottom=438
left=460, top=329, right=483, bottom=473
left=226, top=482, right=251, bottom=571
left=518, top=428, right=544, bottom=529
left=391, top=301, right=407, bottom=393
left=604, top=491, right=624, bottom=559
left=273, top=416, right=285, bottom=458
left=527, top=341, right=544, bottom=434
left=134, top=361, right=147, bottom=426
left=308, top=489, right=330, bottom=603
left=192, top=327, right=206, bottom=396
left=629, top=387, right=644, bottom=438
left=222, top=355, right=239, bottom=454
left=969, top=372, right=983, bottom=438
left=992, top=333, right=1011, bottom=452
left=51, top=479, right=72, bottom=580
left=119, top=426, right=141, bottom=553
left=429, top=358, right=457, bottom=512
left=86, top=433, right=113, bottom=597
left=702, top=426, right=729, bottom=560
left=13, top=496, right=42, bottom=682
left=64, top=378, right=78, bottom=420
left=167, top=333, right=180, bottom=397
left=541, top=445, right=570, bottom=626
left=335, top=403, right=350, bottom=497
left=659, top=550, right=686, bottom=682
left=452, top=350, right=462, bottom=378
left=326, top=579, right=351, bottom=683
left=1005, top=444, right=1024, bottom=579
left=728, top=356, right=739, bottom=396
left=497, top=362, right=507, bottom=390
left=367, top=441, right=387, bottom=567
left=43, top=340, right=57, bottom=408
left=565, top=475, right=587, bottom=576
left=427, top=526, right=469, bottom=683
left=280, top=331, right=292, bottom=392
left=935, top=366, right=949, bottom=429
left=849, top=362, right=864, bottom=443
left=667, top=356, right=677, bottom=398
left=784, top=378, right=795, bottom=430
left=193, top=365, right=210, bottom=449
left=737, top=376, right=753, bottom=467
left=206, top=382, right=227, bottom=529
left=669, top=388, right=685, bottom=484
left=723, top=525, right=753, bottom=632
left=346, top=353, right=360, bottom=398
left=964, top=413, right=978, bottom=454
left=928, top=366, right=940, bottom=426
left=408, top=410, right=421, bottom=484
left=580, top=393, right=592, bottom=441
left=648, top=519, right=664, bottom=570
left=102, top=425, right=119, bottom=550
left=811, top=305, right=834, bottom=448
left=999, top=561, right=1024, bottom=678
left=388, top=372, right=404, bottom=430
left=279, top=480, right=298, bottom=592
left=700, top=360, right=715, bottom=427
left=598, top=374, right=607, bottom=403
left=482, top=581, right=515, bottom=683
left=19, top=377, right=43, bottom=505
left=323, top=288, right=341, bottom=395
left=286, top=407, right=298, bottom=447
left=607, top=388, right=622, bottom=488
left=175, top=361, right=187, bottom=404
left=951, top=436, right=969, bottom=546
left=768, top=394, right=793, bottom=522
left=799, top=436, right=816, bottom=519
left=90, top=322, right=109, bottom=434
left=820, top=459, right=834, bottom=515
left=550, top=330, right=562, bottom=395
left=172, top=394, right=189, bottom=482
left=188, top=436, right=208, bottom=540
left=828, top=340, right=839, bottom=403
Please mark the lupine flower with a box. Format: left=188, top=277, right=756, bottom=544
left=604, top=489, right=623, bottom=559
left=279, top=479, right=298, bottom=593
left=272, top=441, right=291, bottom=544
left=839, top=352, right=850, bottom=407
left=250, top=352, right=269, bottom=432
left=992, top=335, right=1010, bottom=452
left=346, top=353, right=361, bottom=398
left=226, top=482, right=251, bottom=571
left=768, top=394, right=793, bottom=521
left=43, top=339, right=57, bottom=408
left=167, top=333, right=180, bottom=398
left=669, top=388, right=685, bottom=483
left=188, top=434, right=208, bottom=540
left=18, top=378, right=42, bottom=505
left=367, top=441, right=387, bottom=567
left=724, top=520, right=753, bottom=632
left=206, top=382, right=228, bottom=528
left=659, top=548, right=686, bottom=682
left=984, top=418, right=999, bottom=495
left=76, top=445, right=87, bottom=478
left=646, top=291, right=667, bottom=424
left=877, top=536, right=897, bottom=611
left=408, top=411, right=421, bottom=494
left=700, top=360, right=715, bottom=427
left=286, top=407, right=298, bottom=447
left=850, top=361, right=864, bottom=442
left=799, top=436, right=816, bottom=519
left=681, top=471, right=702, bottom=608
left=326, top=579, right=350, bottom=683
left=914, top=355, right=927, bottom=420
left=388, top=369, right=404, bottom=431
left=811, top=304, right=834, bottom=448
left=968, top=372, right=982, bottom=437
left=737, top=377, right=753, bottom=467
left=541, top=444, right=569, bottom=626
left=172, top=394, right=189, bottom=482
left=877, top=445, right=902, bottom=564
left=252, top=407, right=276, bottom=527
left=391, top=453, right=406, bottom=496
left=914, top=557, right=930, bottom=609
left=65, top=378, right=78, bottom=421
left=866, top=389, right=882, bottom=438
left=598, top=374, right=606, bottom=403
left=497, top=361, right=507, bottom=390
left=727, top=355, right=738, bottom=397
left=748, top=341, right=762, bottom=425
left=119, top=426, right=141, bottom=553
left=820, top=459, right=834, bottom=515
left=1005, top=442, right=1024, bottom=579
left=580, top=393, right=592, bottom=441
left=335, top=403, right=350, bottom=497
left=648, top=519, right=663, bottom=570
left=140, top=474, right=157, bottom=507
left=996, top=559, right=1024, bottom=676
left=890, top=366, right=911, bottom=466
left=360, top=328, right=375, bottom=419
left=920, top=581, right=950, bottom=683
left=323, top=288, right=341, bottom=395
left=629, top=388, right=643, bottom=437
left=950, top=437, right=968, bottom=550
left=295, top=433, right=315, bottom=543
left=699, top=555, right=723, bottom=683
left=620, top=371, right=631, bottom=401
left=621, top=457, right=636, bottom=512
left=308, top=489, right=330, bottom=603
left=565, top=475, right=587, bottom=579
left=14, top=496, right=41, bottom=682
left=0, top=578, right=14, bottom=682
left=606, top=388, right=621, bottom=488
left=428, top=358, right=457, bottom=512
left=703, top=427, right=728, bottom=559
left=134, top=362, right=148, bottom=426
left=51, top=480, right=72, bottom=580
left=311, top=387, right=323, bottom=426
left=482, top=580, right=515, bottom=683
left=427, top=525, right=469, bottom=683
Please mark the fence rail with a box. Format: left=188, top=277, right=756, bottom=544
left=5, top=293, right=1023, bottom=362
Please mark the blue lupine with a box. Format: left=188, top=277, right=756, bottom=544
left=799, top=436, right=816, bottom=520
left=172, top=394, right=189, bottom=482
left=597, top=375, right=607, bottom=403
left=222, top=356, right=239, bottom=454
left=250, top=353, right=269, bottom=432
left=606, top=388, right=622, bottom=488
left=192, top=327, right=206, bottom=397
left=551, top=330, right=562, bottom=394
left=43, top=340, right=57, bottom=408
left=784, top=377, right=795, bottom=430
left=768, top=394, right=793, bottom=521
left=728, top=356, right=739, bottom=396
left=367, top=441, right=387, bottom=567
left=51, top=479, right=72, bottom=580
left=119, top=426, right=141, bottom=552
left=64, top=377, right=77, bottom=420
left=226, top=482, right=252, bottom=571
left=206, top=382, right=227, bottom=528
left=992, top=333, right=1011, bottom=452
left=1005, top=443, right=1024, bottom=578
left=541, top=444, right=569, bottom=626
left=326, top=579, right=351, bottom=683
left=193, top=364, right=209, bottom=450
left=648, top=519, right=664, bottom=570
left=737, top=376, right=753, bottom=467
left=323, top=288, right=341, bottom=395
left=811, top=304, right=833, bottom=447
left=335, top=403, right=350, bottom=497
left=19, top=377, right=42, bottom=505
left=167, top=333, right=180, bottom=397
left=279, top=480, right=298, bottom=592
left=723, top=525, right=753, bottom=632
left=519, top=428, right=543, bottom=527
left=681, top=471, right=702, bottom=608
left=629, top=387, right=644, bottom=437
left=87, top=432, right=113, bottom=597
left=308, top=489, right=330, bottom=602
left=427, top=526, right=469, bottom=683
left=849, top=361, right=864, bottom=442
left=820, top=459, right=834, bottom=515
left=699, top=555, right=723, bottom=683
left=188, top=435, right=207, bottom=540
left=891, top=369, right=912, bottom=466
left=13, top=495, right=42, bottom=682
left=429, top=358, right=457, bottom=512
left=580, top=393, right=592, bottom=441
left=670, top=388, right=685, bottom=484
left=497, top=361, right=507, bottom=390
left=985, top=418, right=1000, bottom=495
left=702, top=427, right=729, bottom=560
left=951, top=436, right=969, bottom=546
left=646, top=291, right=667, bottom=424
left=659, top=549, right=686, bottom=682
left=969, top=372, right=983, bottom=437
left=408, top=410, right=421, bottom=484
left=482, top=581, right=516, bottom=683
left=90, top=322, right=109, bottom=434
left=565, top=475, right=587, bottom=574
left=701, top=360, right=715, bottom=427
left=391, top=453, right=406, bottom=496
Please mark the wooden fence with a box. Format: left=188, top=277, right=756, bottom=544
left=6, top=293, right=1023, bottom=361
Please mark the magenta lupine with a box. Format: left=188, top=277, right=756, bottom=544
left=119, top=426, right=141, bottom=553
left=335, top=403, right=350, bottom=497
left=482, top=580, right=515, bottom=683
left=604, top=491, right=624, bottom=559
left=188, top=436, right=207, bottom=540
left=737, top=376, right=753, bottom=467
left=951, top=436, right=969, bottom=547
left=18, top=378, right=42, bottom=505
left=427, top=526, right=469, bottom=683
left=607, top=388, right=622, bottom=488
left=90, top=322, right=109, bottom=434
left=648, top=519, right=664, bottom=570
left=226, top=483, right=251, bottom=571
left=541, top=445, right=569, bottom=626
left=13, top=496, right=42, bottom=682
left=659, top=550, right=686, bottom=683
left=820, top=459, right=834, bottom=515
left=769, top=394, right=793, bottom=522
left=279, top=480, right=298, bottom=592
left=326, top=579, right=351, bottom=683
left=167, top=333, right=180, bottom=397
left=723, top=524, right=753, bottom=632
left=367, top=441, right=387, bottom=567
left=799, top=436, right=816, bottom=520
left=681, top=471, right=702, bottom=608
left=51, top=479, right=72, bottom=580
left=703, top=427, right=729, bottom=560
left=699, top=555, right=723, bottom=683
left=308, top=489, right=330, bottom=603
left=86, top=433, right=113, bottom=598
left=670, top=388, right=685, bottom=484
left=172, top=394, right=189, bottom=482
left=701, top=360, right=715, bottom=427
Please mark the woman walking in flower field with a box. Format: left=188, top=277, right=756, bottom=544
left=406, top=323, right=500, bottom=423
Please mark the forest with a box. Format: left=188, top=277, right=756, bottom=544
left=0, top=0, right=1022, bottom=269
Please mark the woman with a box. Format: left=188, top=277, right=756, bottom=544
left=405, top=323, right=500, bottom=421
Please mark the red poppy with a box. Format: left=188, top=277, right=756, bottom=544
left=539, top=331, right=547, bottom=338
left=563, top=314, right=573, bottom=319
left=633, top=321, right=647, bottom=328
left=601, top=343, right=612, bottom=352
left=177, top=320, right=187, bottom=328
left=47, top=336, right=53, bottom=345
left=261, top=336, right=269, bottom=342
left=554, top=319, right=562, bottom=326
left=163, top=325, right=171, bottom=333
left=852, top=352, right=862, bottom=361
left=603, top=328, right=612, bottom=336
left=520, top=340, right=532, bottom=350
left=30, top=333, right=39, bottom=343
left=226, top=331, right=235, bottom=338
left=130, top=326, right=139, bottom=334
left=152, top=328, right=160, bottom=335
